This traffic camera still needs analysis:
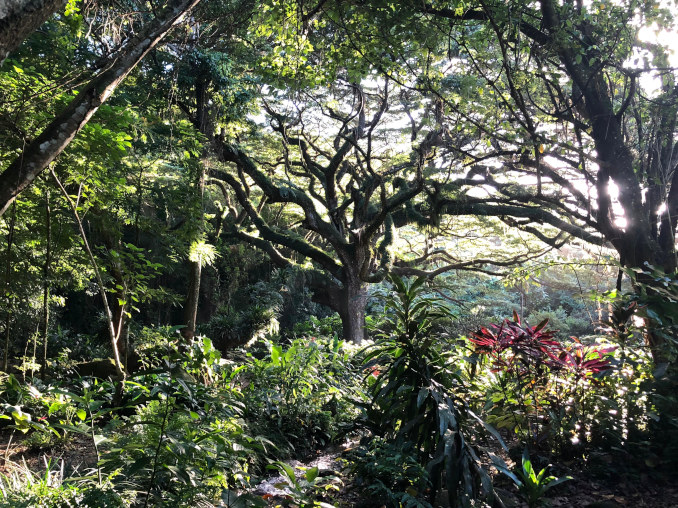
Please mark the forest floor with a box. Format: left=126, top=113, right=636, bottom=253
left=247, top=439, right=678, bottom=508
left=2, top=430, right=678, bottom=507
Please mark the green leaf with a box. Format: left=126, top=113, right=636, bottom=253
left=220, top=491, right=267, bottom=508
left=275, top=461, right=297, bottom=485
left=305, top=466, right=319, bottom=482
left=48, top=401, right=63, bottom=415
left=646, top=308, right=662, bottom=323
left=93, top=434, right=108, bottom=446
left=469, top=410, right=507, bottom=451
left=417, top=387, right=429, bottom=408
left=543, top=475, right=573, bottom=491
left=487, top=450, right=523, bottom=488
left=271, top=345, right=281, bottom=365
left=522, top=448, right=535, bottom=481
left=76, top=409, right=87, bottom=421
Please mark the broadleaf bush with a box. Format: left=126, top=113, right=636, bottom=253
left=358, top=275, right=499, bottom=507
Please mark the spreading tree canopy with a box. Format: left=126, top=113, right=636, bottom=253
left=1, top=0, right=677, bottom=359
left=189, top=0, right=677, bottom=355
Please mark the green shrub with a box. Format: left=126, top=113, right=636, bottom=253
left=201, top=304, right=279, bottom=351
left=470, top=311, right=652, bottom=458
left=526, top=307, right=593, bottom=340
left=236, top=336, right=364, bottom=462
left=0, top=458, right=129, bottom=508
left=291, top=314, right=343, bottom=340
left=93, top=335, right=269, bottom=505
left=361, top=275, right=498, bottom=507
left=346, top=437, right=431, bottom=508
left=100, top=375, right=261, bottom=506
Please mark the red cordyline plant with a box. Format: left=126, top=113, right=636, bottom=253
left=470, top=311, right=561, bottom=376
left=470, top=311, right=613, bottom=379
left=470, top=312, right=616, bottom=452
left=548, top=338, right=615, bottom=380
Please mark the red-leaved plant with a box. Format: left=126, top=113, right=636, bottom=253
left=549, top=338, right=615, bottom=380
left=471, top=311, right=561, bottom=375
left=470, top=312, right=615, bottom=453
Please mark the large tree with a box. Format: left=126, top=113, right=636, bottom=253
left=414, top=0, right=678, bottom=361
left=162, top=0, right=619, bottom=344
left=185, top=78, right=565, bottom=343
left=269, top=0, right=678, bottom=358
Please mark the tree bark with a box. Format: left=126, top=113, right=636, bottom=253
left=0, top=0, right=66, bottom=65
left=318, top=276, right=367, bottom=344
left=340, top=280, right=368, bottom=343
left=40, top=188, right=51, bottom=380
left=181, top=160, right=206, bottom=341
left=110, top=267, right=129, bottom=367
left=182, top=261, right=202, bottom=340
left=2, top=203, right=16, bottom=371
left=0, top=0, right=203, bottom=217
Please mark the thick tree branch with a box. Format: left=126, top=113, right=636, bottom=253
left=0, top=0, right=203, bottom=216
left=390, top=198, right=605, bottom=246
left=212, top=170, right=344, bottom=280
left=218, top=142, right=348, bottom=247
left=0, top=0, right=66, bottom=64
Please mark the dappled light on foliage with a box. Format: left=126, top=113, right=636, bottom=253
left=1, top=0, right=678, bottom=506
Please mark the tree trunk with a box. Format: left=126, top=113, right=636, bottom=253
left=52, top=170, right=125, bottom=378
left=181, top=161, right=206, bottom=341
left=340, top=281, right=368, bottom=343
left=111, top=290, right=129, bottom=366
left=40, top=189, right=51, bottom=380
left=0, top=0, right=203, bottom=217
left=181, top=261, right=201, bottom=340
left=321, top=278, right=368, bottom=344
left=2, top=203, right=16, bottom=371
left=310, top=273, right=368, bottom=344
left=0, top=0, right=66, bottom=65
left=105, top=244, right=130, bottom=369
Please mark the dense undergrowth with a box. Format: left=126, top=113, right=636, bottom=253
left=0, top=275, right=676, bottom=507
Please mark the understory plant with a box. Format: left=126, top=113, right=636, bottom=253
left=236, top=335, right=363, bottom=462
left=0, top=456, right=128, bottom=508
left=267, top=461, right=342, bottom=508
left=0, top=333, right=281, bottom=507
left=489, top=448, right=572, bottom=508
left=345, top=437, right=431, bottom=507
left=99, top=335, right=266, bottom=506
left=470, top=312, right=621, bottom=455
left=360, top=275, right=498, bottom=507
left=603, top=275, right=678, bottom=468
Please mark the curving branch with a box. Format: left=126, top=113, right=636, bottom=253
left=211, top=169, right=344, bottom=280
left=218, top=141, right=348, bottom=248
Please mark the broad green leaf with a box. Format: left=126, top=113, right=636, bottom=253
left=305, top=466, right=319, bottom=482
